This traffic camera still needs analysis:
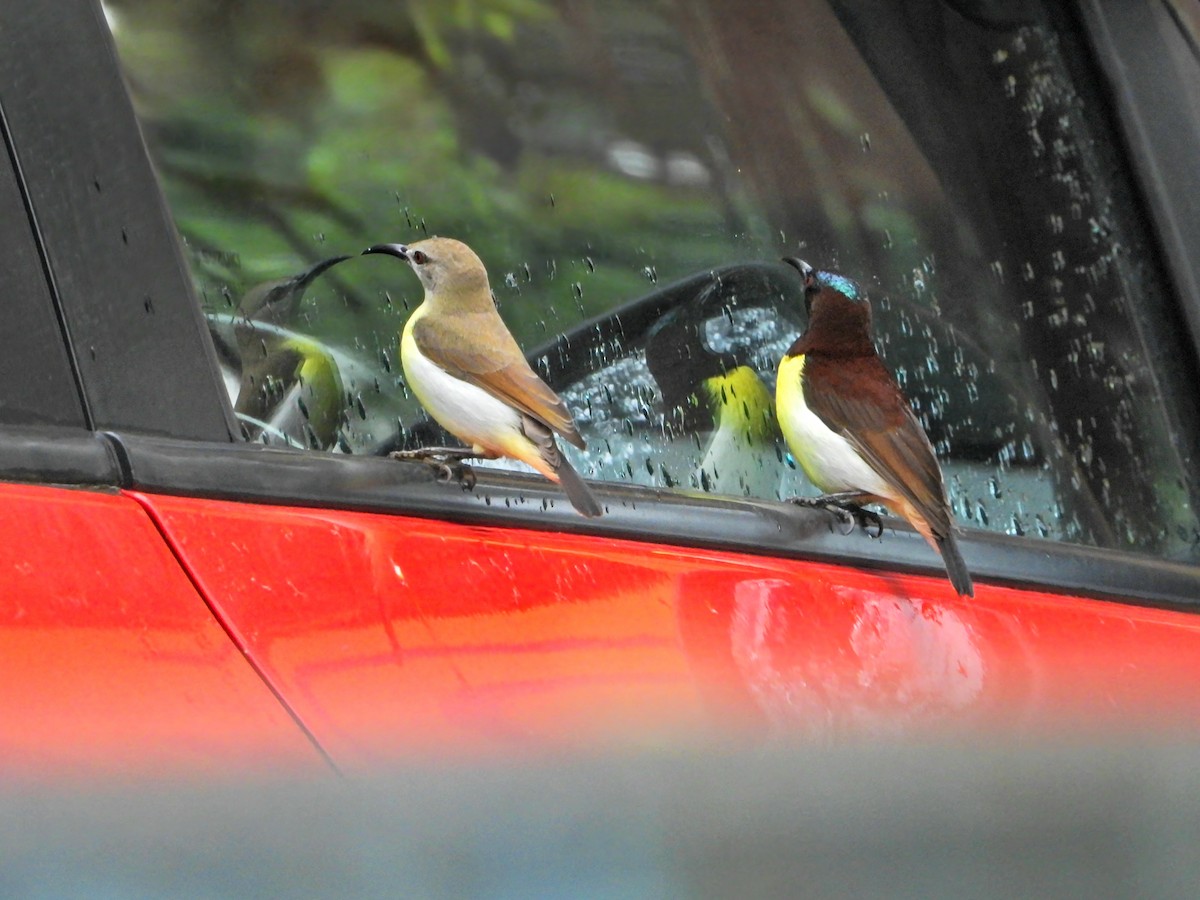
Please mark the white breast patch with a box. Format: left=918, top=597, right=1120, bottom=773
left=776, top=355, right=895, bottom=499
left=401, top=317, right=524, bottom=454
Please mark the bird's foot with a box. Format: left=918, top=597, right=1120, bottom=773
left=789, top=495, right=884, bottom=538
left=849, top=504, right=884, bottom=539
left=388, top=448, right=477, bottom=491
left=789, top=496, right=857, bottom=534
left=433, top=460, right=476, bottom=490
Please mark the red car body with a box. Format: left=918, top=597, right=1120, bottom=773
left=6, top=479, right=1199, bottom=779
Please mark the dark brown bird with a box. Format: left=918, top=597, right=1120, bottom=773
left=775, top=258, right=973, bottom=597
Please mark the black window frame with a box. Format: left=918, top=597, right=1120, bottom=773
left=1, top=0, right=1199, bottom=610
left=0, top=0, right=237, bottom=441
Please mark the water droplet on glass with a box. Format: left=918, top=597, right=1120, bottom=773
left=860, top=132, right=871, bottom=152
left=642, top=266, right=658, bottom=284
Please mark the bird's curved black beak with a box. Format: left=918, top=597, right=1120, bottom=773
left=297, top=254, right=351, bottom=284
left=781, top=256, right=817, bottom=291
left=363, top=243, right=409, bottom=260
left=781, top=256, right=812, bottom=277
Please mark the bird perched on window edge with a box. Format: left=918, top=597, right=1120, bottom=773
left=775, top=258, right=973, bottom=597
left=363, top=237, right=603, bottom=517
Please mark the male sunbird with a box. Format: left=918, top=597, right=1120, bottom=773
left=776, top=258, right=973, bottom=597
left=363, top=237, right=602, bottom=517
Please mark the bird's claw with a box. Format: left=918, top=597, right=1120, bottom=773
left=388, top=450, right=477, bottom=491
left=790, top=496, right=884, bottom=539
left=821, top=503, right=857, bottom=535
left=853, top=506, right=884, bottom=539
left=434, top=460, right=476, bottom=490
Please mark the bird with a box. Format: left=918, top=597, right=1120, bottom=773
left=645, top=286, right=781, bottom=497
left=361, top=237, right=603, bottom=517
left=775, top=258, right=973, bottom=597
left=230, top=255, right=351, bottom=449
left=694, top=366, right=779, bottom=495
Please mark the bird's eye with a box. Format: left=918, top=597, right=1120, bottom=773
left=411, top=250, right=429, bottom=265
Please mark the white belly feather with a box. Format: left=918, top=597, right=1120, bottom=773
left=776, top=354, right=894, bottom=499
left=401, top=312, right=524, bottom=455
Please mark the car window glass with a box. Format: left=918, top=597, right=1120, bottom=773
left=105, top=0, right=1200, bottom=563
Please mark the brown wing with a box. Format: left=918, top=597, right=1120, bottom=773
left=412, top=311, right=586, bottom=448
left=803, top=354, right=954, bottom=539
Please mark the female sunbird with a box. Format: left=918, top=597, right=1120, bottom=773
left=363, top=238, right=602, bottom=517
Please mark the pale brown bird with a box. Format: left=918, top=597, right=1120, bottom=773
left=363, top=237, right=603, bottom=517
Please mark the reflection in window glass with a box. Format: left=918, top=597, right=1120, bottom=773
left=106, top=0, right=1200, bottom=562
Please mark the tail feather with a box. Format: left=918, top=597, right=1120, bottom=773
left=896, top=499, right=974, bottom=597
left=519, top=414, right=603, bottom=517
left=935, top=529, right=974, bottom=598
left=555, top=455, right=604, bottom=518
